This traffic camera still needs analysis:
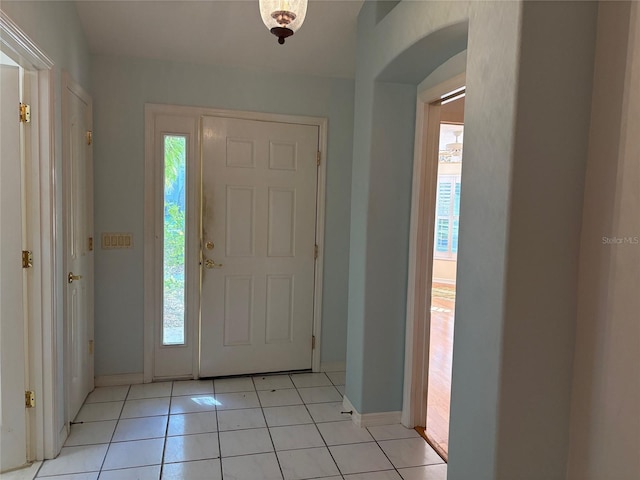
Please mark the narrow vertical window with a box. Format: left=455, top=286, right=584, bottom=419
left=163, top=135, right=186, bottom=345
left=434, top=123, right=463, bottom=259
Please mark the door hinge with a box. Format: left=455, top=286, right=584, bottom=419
left=22, top=250, right=33, bottom=268
left=86, top=130, right=93, bottom=146
left=25, top=391, right=35, bottom=408
left=317, top=151, right=321, bottom=166
left=19, top=103, right=31, bottom=123
left=89, top=340, right=94, bottom=355
left=314, top=244, right=319, bottom=260
left=88, top=237, right=94, bottom=251
left=312, top=335, right=316, bottom=350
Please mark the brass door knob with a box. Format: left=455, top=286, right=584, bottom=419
left=204, top=258, right=223, bottom=269
left=68, top=272, right=82, bottom=283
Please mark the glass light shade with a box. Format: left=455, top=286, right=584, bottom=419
left=259, top=0, right=308, bottom=34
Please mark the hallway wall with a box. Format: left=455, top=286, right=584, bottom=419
left=345, top=1, right=598, bottom=479
left=568, top=2, right=640, bottom=479
left=91, top=55, right=354, bottom=376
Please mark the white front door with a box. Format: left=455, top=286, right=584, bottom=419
left=63, top=75, right=94, bottom=421
left=200, top=116, right=319, bottom=377
left=0, top=64, right=28, bottom=473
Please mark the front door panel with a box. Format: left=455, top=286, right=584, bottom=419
left=200, top=116, right=318, bottom=377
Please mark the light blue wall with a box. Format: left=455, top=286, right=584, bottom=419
left=496, top=2, right=597, bottom=477
left=567, top=4, right=640, bottom=478
left=346, top=1, right=597, bottom=479
left=1, top=1, right=90, bottom=88
left=1, top=0, right=91, bottom=441
left=91, top=55, right=354, bottom=375
left=346, top=0, right=471, bottom=415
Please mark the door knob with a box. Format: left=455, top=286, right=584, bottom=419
left=204, top=258, right=223, bottom=269
left=68, top=272, right=82, bottom=283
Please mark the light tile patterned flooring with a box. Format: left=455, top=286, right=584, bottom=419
left=28, top=372, right=446, bottom=479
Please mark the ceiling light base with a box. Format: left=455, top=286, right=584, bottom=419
left=270, top=27, right=294, bottom=45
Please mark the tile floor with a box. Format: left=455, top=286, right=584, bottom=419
left=27, top=372, right=446, bottom=479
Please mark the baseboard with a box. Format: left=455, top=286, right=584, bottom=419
left=342, top=395, right=402, bottom=428
left=320, top=361, right=346, bottom=372
left=95, top=373, right=144, bottom=387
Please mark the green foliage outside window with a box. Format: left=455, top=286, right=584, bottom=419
left=163, top=136, right=186, bottom=344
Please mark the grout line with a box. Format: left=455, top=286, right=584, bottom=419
left=367, top=427, right=407, bottom=479
left=253, top=375, right=285, bottom=480
left=32, top=460, right=45, bottom=480
left=213, top=379, right=224, bottom=479
left=157, top=380, right=177, bottom=479
left=52, top=374, right=356, bottom=480
left=96, top=384, right=131, bottom=476
left=295, top=372, right=343, bottom=479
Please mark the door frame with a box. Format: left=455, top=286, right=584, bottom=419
left=144, top=104, right=328, bottom=382
left=402, top=73, right=465, bottom=427
left=146, top=112, right=200, bottom=381
left=0, top=11, right=59, bottom=459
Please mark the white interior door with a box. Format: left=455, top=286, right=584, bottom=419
left=200, top=116, right=319, bottom=377
left=63, top=76, right=94, bottom=421
left=0, top=64, right=28, bottom=472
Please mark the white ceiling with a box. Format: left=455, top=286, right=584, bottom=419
left=75, top=0, right=363, bottom=79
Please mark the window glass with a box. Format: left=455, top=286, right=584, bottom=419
left=436, top=219, right=449, bottom=252
left=434, top=123, right=463, bottom=258
left=163, top=135, right=187, bottom=345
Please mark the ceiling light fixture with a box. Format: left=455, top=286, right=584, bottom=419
left=259, top=0, right=308, bottom=45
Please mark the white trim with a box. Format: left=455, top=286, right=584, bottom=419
left=320, top=361, right=346, bottom=372
left=360, top=411, right=402, bottom=428
left=146, top=104, right=328, bottom=128
left=95, top=373, right=144, bottom=387
left=57, top=424, right=68, bottom=454
left=144, top=104, right=328, bottom=381
left=1, top=10, right=58, bottom=460
left=402, top=73, right=465, bottom=428
left=39, top=66, right=57, bottom=460
left=312, top=119, right=328, bottom=374
left=146, top=114, right=199, bottom=380
left=0, top=11, right=53, bottom=70
left=342, top=396, right=402, bottom=428
left=418, top=74, right=466, bottom=104
left=143, top=108, right=154, bottom=383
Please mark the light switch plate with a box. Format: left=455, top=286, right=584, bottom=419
left=102, top=232, right=133, bottom=249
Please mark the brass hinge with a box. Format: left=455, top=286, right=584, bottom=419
left=19, top=103, right=31, bottom=123
left=86, top=130, right=93, bottom=146
left=89, top=340, right=94, bottom=354
left=25, top=391, right=35, bottom=408
left=22, top=250, right=33, bottom=268
left=312, top=335, right=316, bottom=350
left=314, top=244, right=319, bottom=260
left=88, top=237, right=94, bottom=251
left=317, top=151, right=321, bottom=166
